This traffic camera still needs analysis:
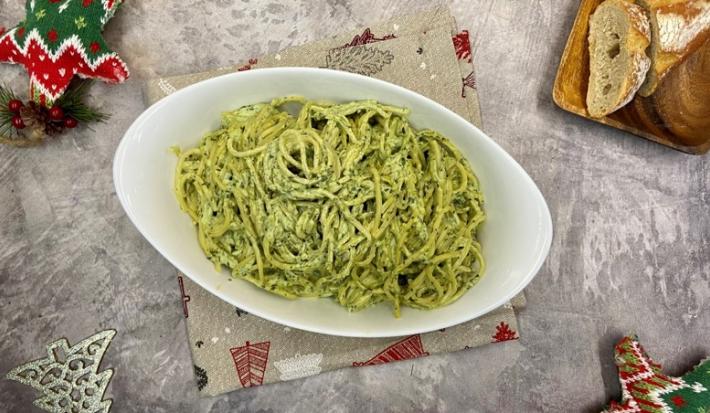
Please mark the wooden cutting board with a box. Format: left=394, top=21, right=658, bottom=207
left=553, top=0, right=710, bottom=155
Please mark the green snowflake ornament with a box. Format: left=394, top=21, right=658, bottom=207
left=6, top=329, right=116, bottom=413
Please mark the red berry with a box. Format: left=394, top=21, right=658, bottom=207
left=11, top=115, right=25, bottom=129
left=8, top=99, right=23, bottom=113
left=64, top=117, right=78, bottom=128
left=49, top=106, right=65, bottom=121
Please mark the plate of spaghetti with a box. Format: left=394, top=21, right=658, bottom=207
left=114, top=68, right=552, bottom=337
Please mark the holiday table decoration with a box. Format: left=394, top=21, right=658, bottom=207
left=0, top=80, right=108, bottom=145
left=6, top=329, right=117, bottom=413
left=0, top=0, right=128, bottom=146
left=603, top=336, right=710, bottom=412
left=145, top=8, right=525, bottom=396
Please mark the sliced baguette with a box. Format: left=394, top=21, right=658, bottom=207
left=587, top=0, right=652, bottom=118
left=636, top=0, right=710, bottom=96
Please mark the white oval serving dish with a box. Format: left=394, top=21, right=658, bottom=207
left=113, top=67, right=552, bottom=338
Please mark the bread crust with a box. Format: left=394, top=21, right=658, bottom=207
left=654, top=42, right=710, bottom=143
left=617, top=0, right=653, bottom=109
left=637, top=0, right=710, bottom=96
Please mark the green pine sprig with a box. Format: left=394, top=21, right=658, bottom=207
left=0, top=84, right=21, bottom=137
left=55, top=80, right=109, bottom=123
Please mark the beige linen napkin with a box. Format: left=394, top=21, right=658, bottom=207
left=146, top=8, right=526, bottom=396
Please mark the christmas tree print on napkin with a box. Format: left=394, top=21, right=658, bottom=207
left=194, top=365, right=209, bottom=391
left=325, top=46, right=394, bottom=76
left=178, top=275, right=191, bottom=317
left=452, top=30, right=477, bottom=97
left=230, top=341, right=271, bottom=388
left=452, top=30, right=472, bottom=62
left=492, top=322, right=518, bottom=343
left=274, top=353, right=323, bottom=381
left=353, top=335, right=430, bottom=367
left=324, top=27, right=397, bottom=76
left=342, top=27, right=396, bottom=47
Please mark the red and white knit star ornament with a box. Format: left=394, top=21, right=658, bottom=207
left=0, top=0, right=129, bottom=106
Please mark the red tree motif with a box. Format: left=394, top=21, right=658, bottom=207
left=452, top=30, right=472, bottom=62
left=230, top=341, right=271, bottom=387
left=491, top=322, right=518, bottom=342
left=353, top=335, right=429, bottom=366
left=177, top=276, right=190, bottom=318
left=342, top=28, right=396, bottom=48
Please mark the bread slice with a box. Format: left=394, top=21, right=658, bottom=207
left=636, top=0, right=710, bottom=96
left=587, top=0, right=652, bottom=118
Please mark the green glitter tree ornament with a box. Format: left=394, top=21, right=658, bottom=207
left=6, top=329, right=116, bottom=413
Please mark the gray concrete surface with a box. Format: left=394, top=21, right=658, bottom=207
left=0, top=1, right=708, bottom=412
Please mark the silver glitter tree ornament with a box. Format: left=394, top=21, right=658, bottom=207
left=6, top=329, right=116, bottom=413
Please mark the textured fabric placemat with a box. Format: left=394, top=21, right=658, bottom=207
left=145, top=8, right=526, bottom=396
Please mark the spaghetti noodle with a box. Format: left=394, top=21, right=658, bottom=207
left=174, top=97, right=485, bottom=317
